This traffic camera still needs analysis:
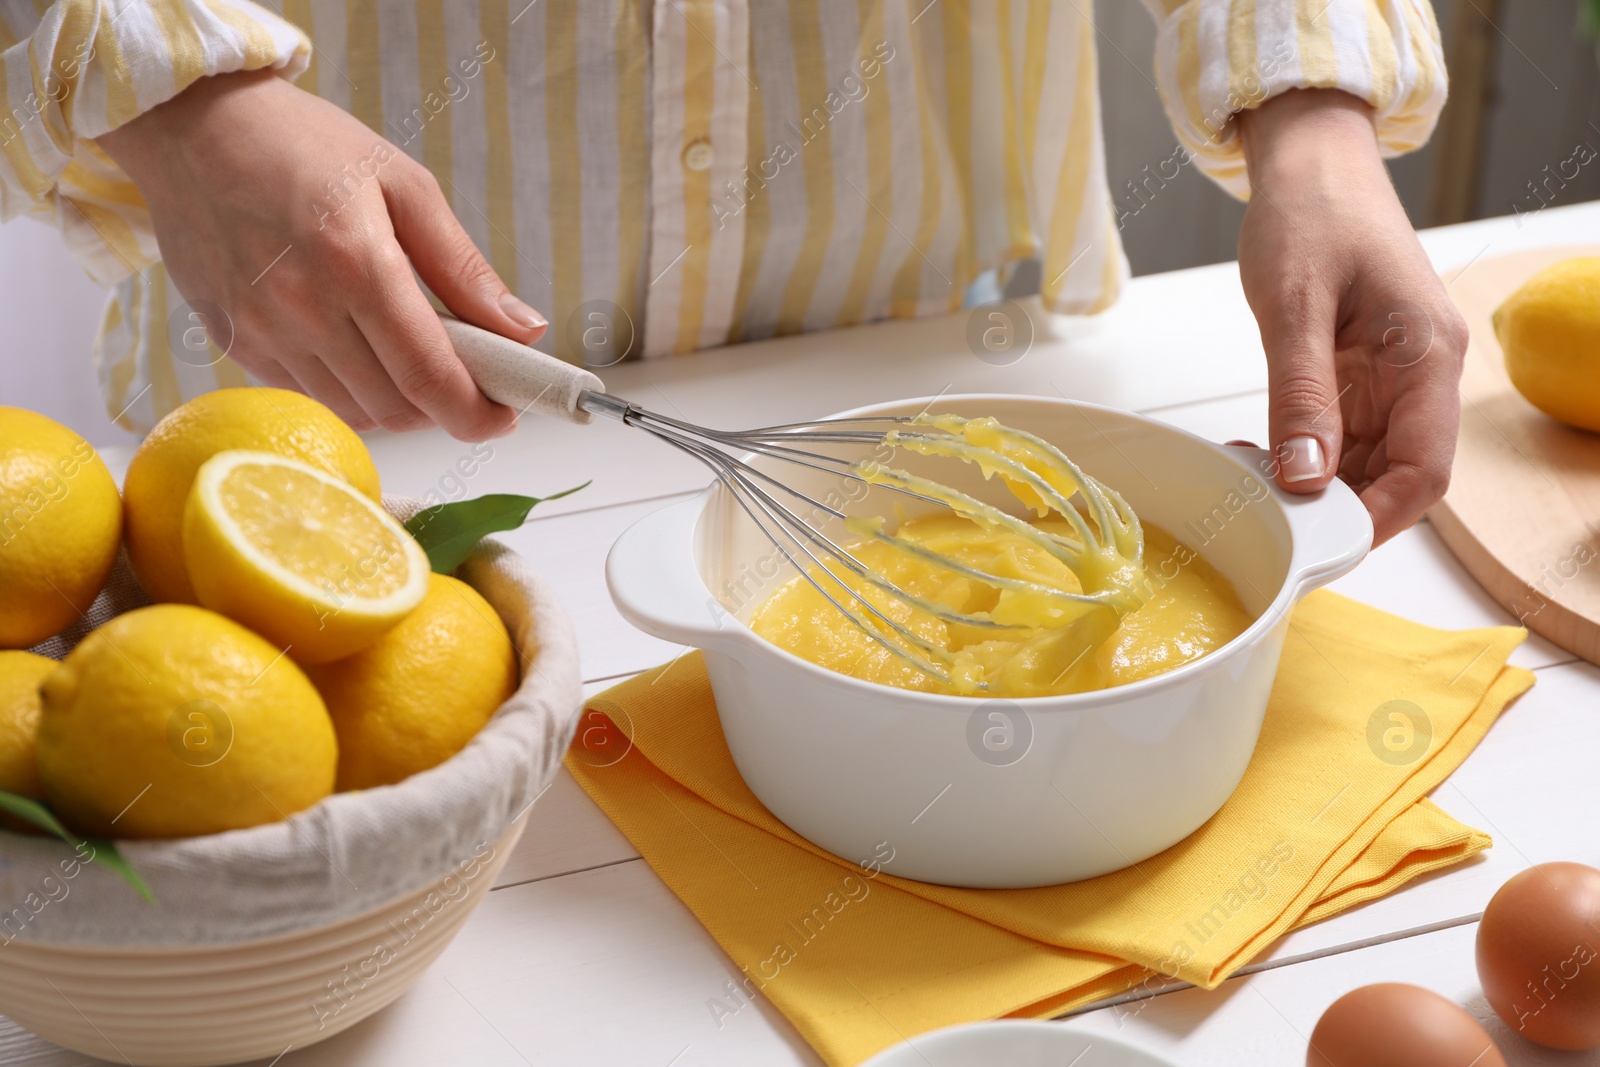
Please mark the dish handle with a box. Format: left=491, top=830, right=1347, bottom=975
left=1223, top=445, right=1374, bottom=599
left=607, top=493, right=740, bottom=649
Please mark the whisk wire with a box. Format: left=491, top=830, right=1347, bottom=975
left=627, top=417, right=967, bottom=682
left=580, top=393, right=1143, bottom=691
left=638, top=417, right=1029, bottom=642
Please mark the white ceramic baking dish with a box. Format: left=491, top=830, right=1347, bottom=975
left=608, top=395, right=1372, bottom=888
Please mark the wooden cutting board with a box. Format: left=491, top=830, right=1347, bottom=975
left=1431, top=245, right=1600, bottom=663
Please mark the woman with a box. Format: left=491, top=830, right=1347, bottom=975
left=0, top=0, right=1464, bottom=544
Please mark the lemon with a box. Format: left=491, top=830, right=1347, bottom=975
left=183, top=451, right=428, bottom=664
left=123, top=388, right=381, bottom=604
left=1495, top=256, right=1600, bottom=432
left=0, top=408, right=122, bottom=648
left=306, top=574, right=518, bottom=791
left=36, top=604, right=336, bottom=838
left=0, top=651, right=54, bottom=800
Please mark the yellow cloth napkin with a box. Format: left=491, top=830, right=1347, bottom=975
left=568, top=590, right=1534, bottom=1066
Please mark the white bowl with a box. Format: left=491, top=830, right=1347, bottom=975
left=859, top=1020, right=1182, bottom=1066
left=608, top=395, right=1371, bottom=887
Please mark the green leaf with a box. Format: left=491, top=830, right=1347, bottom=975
left=1585, top=0, right=1600, bottom=49
left=0, top=790, right=154, bottom=903
left=78, top=841, right=154, bottom=904
left=405, top=485, right=591, bottom=573
left=0, top=791, right=72, bottom=839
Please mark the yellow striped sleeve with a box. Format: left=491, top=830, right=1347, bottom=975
left=0, top=0, right=309, bottom=283
left=1140, top=0, right=1447, bottom=198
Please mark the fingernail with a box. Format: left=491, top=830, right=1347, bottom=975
left=499, top=292, right=547, bottom=330
left=1279, top=436, right=1325, bottom=483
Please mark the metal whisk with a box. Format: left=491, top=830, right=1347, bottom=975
left=443, top=315, right=1145, bottom=688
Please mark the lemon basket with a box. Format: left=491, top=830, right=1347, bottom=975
left=0, top=505, right=584, bottom=1067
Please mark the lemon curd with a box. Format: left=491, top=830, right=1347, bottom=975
left=748, top=514, right=1254, bottom=699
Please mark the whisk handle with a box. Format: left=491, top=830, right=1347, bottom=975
left=439, top=313, right=605, bottom=424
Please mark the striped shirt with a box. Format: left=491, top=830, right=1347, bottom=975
left=0, top=0, right=1447, bottom=432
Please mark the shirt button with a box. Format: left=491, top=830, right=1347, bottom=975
left=682, top=138, right=715, bottom=171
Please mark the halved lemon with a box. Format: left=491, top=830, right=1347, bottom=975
left=182, top=450, right=429, bottom=664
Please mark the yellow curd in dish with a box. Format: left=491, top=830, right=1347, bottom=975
left=748, top=514, right=1253, bottom=698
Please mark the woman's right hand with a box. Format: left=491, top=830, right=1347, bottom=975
left=99, top=69, right=546, bottom=441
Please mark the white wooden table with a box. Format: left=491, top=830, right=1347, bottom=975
left=6, top=200, right=1600, bottom=1066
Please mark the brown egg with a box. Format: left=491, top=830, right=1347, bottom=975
left=1307, top=983, right=1506, bottom=1067
left=1476, top=861, right=1600, bottom=1050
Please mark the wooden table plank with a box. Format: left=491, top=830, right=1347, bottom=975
left=1067, top=920, right=1600, bottom=1066
left=10, top=203, right=1599, bottom=1066
left=497, top=496, right=697, bottom=686
left=491, top=768, right=640, bottom=893
left=274, top=861, right=824, bottom=1067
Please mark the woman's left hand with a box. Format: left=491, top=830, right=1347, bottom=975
left=1236, top=88, right=1468, bottom=546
